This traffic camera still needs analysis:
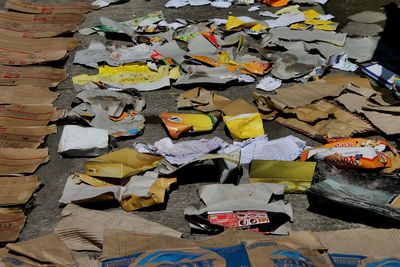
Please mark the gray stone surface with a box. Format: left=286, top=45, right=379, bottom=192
left=0, top=0, right=398, bottom=242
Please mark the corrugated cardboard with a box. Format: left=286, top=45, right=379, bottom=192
left=322, top=73, right=375, bottom=97
left=0, top=104, right=61, bottom=126
left=0, top=125, right=57, bottom=148
left=0, top=49, right=67, bottom=65
left=5, top=0, right=97, bottom=14
left=276, top=100, right=374, bottom=139
left=177, top=87, right=232, bottom=112
left=0, top=66, right=67, bottom=87
left=0, top=85, right=58, bottom=104
left=0, top=35, right=79, bottom=51
left=336, top=92, right=368, bottom=112
left=6, top=233, right=77, bottom=266
left=85, top=148, right=162, bottom=179
left=0, top=11, right=85, bottom=25
left=0, top=247, right=42, bottom=266
left=0, top=176, right=40, bottom=206
left=0, top=208, right=25, bottom=242
left=315, top=228, right=400, bottom=258
left=362, top=104, right=400, bottom=114
left=54, top=204, right=182, bottom=252
left=362, top=111, right=400, bottom=135
left=0, top=148, right=48, bottom=175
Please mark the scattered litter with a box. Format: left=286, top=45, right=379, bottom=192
left=0, top=176, right=40, bottom=206
left=223, top=112, right=264, bottom=140
left=0, top=208, right=25, bottom=242
left=256, top=76, right=282, bottom=91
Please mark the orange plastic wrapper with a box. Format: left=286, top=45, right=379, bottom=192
left=261, top=0, right=289, bottom=7
left=160, top=112, right=218, bottom=139
left=301, top=138, right=397, bottom=169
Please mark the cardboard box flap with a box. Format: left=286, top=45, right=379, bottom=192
left=0, top=148, right=48, bottom=175
left=0, top=208, right=25, bottom=242
left=0, top=175, right=40, bottom=206
left=315, top=228, right=400, bottom=258
left=6, top=233, right=77, bottom=266
left=5, top=0, right=97, bottom=14
left=0, top=66, right=67, bottom=87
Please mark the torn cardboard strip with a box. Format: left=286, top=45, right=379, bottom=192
left=0, top=66, right=67, bottom=87
left=0, top=176, right=40, bottom=206
left=54, top=204, right=182, bottom=251
left=0, top=208, right=25, bottom=242
left=362, top=111, right=400, bottom=135
left=0, top=104, right=64, bottom=126
left=0, top=148, right=49, bottom=175
left=0, top=125, right=57, bottom=149
left=0, top=11, right=85, bottom=24
left=0, top=85, right=58, bottom=104
left=5, top=0, right=97, bottom=14
left=6, top=233, right=77, bottom=266
left=0, top=35, right=79, bottom=51
left=0, top=49, right=67, bottom=65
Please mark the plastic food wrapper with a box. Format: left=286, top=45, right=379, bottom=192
left=223, top=113, right=264, bottom=140
left=100, top=228, right=331, bottom=267
left=0, top=208, right=25, bottom=242
left=249, top=160, right=316, bottom=193
left=184, top=183, right=293, bottom=235
left=261, top=0, right=289, bottom=7
left=58, top=125, right=109, bottom=157
left=59, top=172, right=176, bottom=211
left=85, top=148, right=162, bottom=179
left=72, top=63, right=170, bottom=91
left=307, top=169, right=400, bottom=224
left=0, top=176, right=40, bottom=206
left=54, top=204, right=182, bottom=252
left=301, top=138, right=397, bottom=170
left=160, top=112, right=218, bottom=139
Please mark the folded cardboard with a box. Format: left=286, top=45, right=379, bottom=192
left=85, top=148, right=162, bottom=179
left=0, top=208, right=25, bottom=242
left=6, top=233, right=77, bottom=266
left=0, top=176, right=40, bottom=206
left=0, top=66, right=67, bottom=87
left=0, top=85, right=58, bottom=104
left=249, top=160, right=316, bottom=193
left=0, top=148, right=48, bottom=175
left=5, top=0, right=97, bottom=14
left=0, top=125, right=57, bottom=149
left=54, top=204, right=182, bottom=251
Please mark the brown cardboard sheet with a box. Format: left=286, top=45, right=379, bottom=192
left=0, top=104, right=61, bottom=126
left=5, top=0, right=97, bottom=14
left=0, top=85, right=58, bottom=104
left=0, top=65, right=67, bottom=87
left=0, top=49, right=67, bottom=65
left=322, top=73, right=376, bottom=97
left=0, top=148, right=49, bottom=175
left=0, top=125, right=57, bottom=148
left=0, top=11, right=85, bottom=24
left=0, top=35, right=79, bottom=51
left=276, top=100, right=374, bottom=139
left=362, top=111, right=400, bottom=135
left=315, top=228, right=400, bottom=258
left=54, top=204, right=182, bottom=251
left=0, top=208, right=25, bottom=242
left=336, top=92, right=368, bottom=112
left=6, top=233, right=77, bottom=266
left=362, top=104, right=400, bottom=114
left=0, top=247, right=42, bottom=266
left=0, top=176, right=40, bottom=206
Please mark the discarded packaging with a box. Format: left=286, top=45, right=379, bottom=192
left=223, top=113, right=264, bottom=140
left=0, top=148, right=48, bottom=175
left=0, top=66, right=66, bottom=87
left=0, top=208, right=25, bottom=242
left=0, top=176, right=40, bottom=206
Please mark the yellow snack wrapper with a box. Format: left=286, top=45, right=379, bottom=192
left=223, top=113, right=264, bottom=140
left=160, top=112, right=218, bottom=139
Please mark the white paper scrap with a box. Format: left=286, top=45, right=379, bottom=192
left=256, top=76, right=282, bottom=91
left=248, top=6, right=260, bottom=12
left=58, top=126, right=108, bottom=154
left=165, top=0, right=189, bottom=8
left=211, top=0, right=232, bottom=8
left=265, top=13, right=305, bottom=28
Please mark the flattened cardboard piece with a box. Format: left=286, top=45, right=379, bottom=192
left=0, top=66, right=67, bottom=87
left=275, top=100, right=374, bottom=139
left=0, top=148, right=48, bottom=175
left=0, top=11, right=85, bottom=25
left=59, top=173, right=176, bottom=211
left=0, top=125, right=57, bottom=148
left=0, top=175, right=40, bottom=206
left=5, top=0, right=97, bottom=14
left=362, top=111, right=400, bottom=135
left=253, top=80, right=344, bottom=111
left=270, top=27, right=347, bottom=46
left=54, top=204, right=182, bottom=251
left=0, top=85, right=58, bottom=104
left=362, top=104, right=400, bottom=114
left=0, top=208, right=25, bottom=242
left=0, top=49, right=67, bottom=65
left=249, top=160, right=316, bottom=193
left=344, top=37, right=379, bottom=63
left=336, top=92, right=368, bottom=113
left=322, top=73, right=375, bottom=97
left=0, top=19, right=79, bottom=38
left=0, top=247, right=43, bottom=266
left=58, top=125, right=109, bottom=157
left=315, top=228, right=400, bottom=258
left=177, top=87, right=232, bottom=112
left=220, top=98, right=258, bottom=116
left=0, top=36, right=79, bottom=51
left=342, top=21, right=383, bottom=37
left=6, top=233, right=76, bottom=266
left=0, top=104, right=60, bottom=126
left=85, top=148, right=162, bottom=179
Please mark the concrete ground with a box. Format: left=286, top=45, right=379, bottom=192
left=1, top=0, right=399, bottom=242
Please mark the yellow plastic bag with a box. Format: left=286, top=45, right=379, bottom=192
left=223, top=113, right=264, bottom=140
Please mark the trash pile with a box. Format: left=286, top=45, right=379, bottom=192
left=1, top=0, right=400, bottom=266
